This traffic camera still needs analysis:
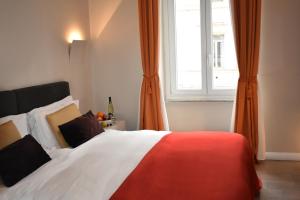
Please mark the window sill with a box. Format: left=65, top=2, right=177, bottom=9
left=166, top=95, right=235, bottom=102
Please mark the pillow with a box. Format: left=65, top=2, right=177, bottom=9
left=59, top=111, right=104, bottom=148
left=27, top=96, right=79, bottom=149
left=0, top=113, right=28, bottom=137
left=0, top=135, right=51, bottom=187
left=83, top=110, right=97, bottom=119
left=29, top=96, right=74, bottom=115
left=0, top=121, right=22, bottom=149
left=46, top=104, right=81, bottom=148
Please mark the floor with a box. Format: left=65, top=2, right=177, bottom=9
left=255, top=161, right=300, bottom=200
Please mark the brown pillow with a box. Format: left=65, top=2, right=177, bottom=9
left=47, top=104, right=81, bottom=148
left=59, top=111, right=104, bottom=148
left=0, top=121, right=22, bottom=149
left=0, top=135, right=51, bottom=187
left=83, top=110, right=96, bottom=119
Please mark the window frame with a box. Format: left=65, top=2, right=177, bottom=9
left=162, top=0, right=237, bottom=102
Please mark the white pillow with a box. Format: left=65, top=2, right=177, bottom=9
left=27, top=96, right=79, bottom=150
left=31, top=96, right=74, bottom=113
left=0, top=113, right=28, bottom=137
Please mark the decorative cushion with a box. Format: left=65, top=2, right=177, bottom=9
left=59, top=111, right=104, bottom=148
left=0, top=113, right=29, bottom=137
left=0, top=135, right=51, bottom=187
left=27, top=96, right=79, bottom=149
left=83, top=110, right=96, bottom=119
left=0, top=121, right=21, bottom=149
left=46, top=104, right=81, bottom=148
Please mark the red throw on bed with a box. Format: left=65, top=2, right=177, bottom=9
left=110, top=132, right=261, bottom=200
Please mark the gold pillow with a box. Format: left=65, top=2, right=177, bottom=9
left=0, top=121, right=22, bottom=149
left=47, top=104, right=81, bottom=148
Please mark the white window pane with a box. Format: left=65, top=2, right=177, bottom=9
left=211, top=0, right=238, bottom=90
left=175, top=0, right=202, bottom=90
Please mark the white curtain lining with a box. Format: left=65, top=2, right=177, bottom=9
left=159, top=0, right=170, bottom=131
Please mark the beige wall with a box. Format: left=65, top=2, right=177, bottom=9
left=260, top=0, right=300, bottom=153
left=90, top=0, right=142, bottom=130
left=69, top=41, right=92, bottom=112
left=0, top=0, right=92, bottom=112
left=89, top=0, right=300, bottom=155
left=1, top=0, right=299, bottom=153
left=167, top=102, right=233, bottom=131
left=168, top=0, right=300, bottom=153
left=88, top=0, right=122, bottom=39
left=88, top=0, right=233, bottom=132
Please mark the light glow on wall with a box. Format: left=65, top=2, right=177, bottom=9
left=67, top=31, right=83, bottom=43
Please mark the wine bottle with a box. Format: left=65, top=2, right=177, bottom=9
left=108, top=96, right=114, bottom=119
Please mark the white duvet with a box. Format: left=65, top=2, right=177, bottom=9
left=0, top=130, right=169, bottom=200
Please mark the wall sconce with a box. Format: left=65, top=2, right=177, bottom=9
left=67, top=31, right=84, bottom=61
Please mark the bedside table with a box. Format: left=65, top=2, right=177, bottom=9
left=104, top=120, right=126, bottom=131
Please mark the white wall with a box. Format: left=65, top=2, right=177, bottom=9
left=90, top=0, right=142, bottom=130
left=260, top=0, right=300, bottom=153
left=0, top=0, right=92, bottom=112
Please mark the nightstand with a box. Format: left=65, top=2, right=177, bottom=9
left=104, top=120, right=126, bottom=131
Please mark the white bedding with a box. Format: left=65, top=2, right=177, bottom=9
left=0, top=130, right=169, bottom=200
left=27, top=96, right=79, bottom=150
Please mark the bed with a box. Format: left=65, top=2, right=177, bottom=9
left=0, top=82, right=261, bottom=200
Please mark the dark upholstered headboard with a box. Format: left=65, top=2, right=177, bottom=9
left=0, top=82, right=70, bottom=118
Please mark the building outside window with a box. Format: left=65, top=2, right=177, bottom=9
left=213, top=35, right=224, bottom=68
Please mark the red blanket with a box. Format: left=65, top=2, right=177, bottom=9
left=110, top=132, right=261, bottom=200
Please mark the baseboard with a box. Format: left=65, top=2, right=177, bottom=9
left=266, top=152, right=300, bottom=161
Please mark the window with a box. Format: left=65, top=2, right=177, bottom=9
left=162, top=0, right=238, bottom=101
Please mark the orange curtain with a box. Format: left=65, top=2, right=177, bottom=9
left=138, top=0, right=164, bottom=130
left=231, top=0, right=261, bottom=160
